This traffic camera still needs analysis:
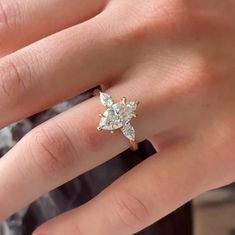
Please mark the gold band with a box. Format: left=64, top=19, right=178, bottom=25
left=130, top=140, right=138, bottom=151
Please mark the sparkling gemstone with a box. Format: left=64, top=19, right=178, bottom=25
left=113, top=103, right=130, bottom=124
left=99, top=108, right=123, bottom=130
left=121, top=123, right=135, bottom=141
left=100, top=92, right=114, bottom=107
left=98, top=93, right=138, bottom=139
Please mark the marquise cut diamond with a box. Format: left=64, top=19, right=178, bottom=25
left=121, top=123, right=135, bottom=141
left=100, top=92, right=114, bottom=107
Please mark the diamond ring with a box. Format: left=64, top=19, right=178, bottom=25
left=97, top=91, right=139, bottom=151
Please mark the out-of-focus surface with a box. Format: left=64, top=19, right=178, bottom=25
left=194, top=185, right=235, bottom=235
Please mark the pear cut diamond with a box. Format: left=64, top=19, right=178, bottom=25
left=99, top=108, right=123, bottom=130
left=98, top=92, right=138, bottom=141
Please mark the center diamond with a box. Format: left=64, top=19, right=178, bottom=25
left=97, top=92, right=138, bottom=141
left=100, top=102, right=135, bottom=130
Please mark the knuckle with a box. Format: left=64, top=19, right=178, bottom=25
left=181, top=54, right=227, bottom=99
left=109, top=191, right=150, bottom=230
left=164, top=52, right=223, bottom=99
left=0, top=57, right=32, bottom=102
left=105, top=1, right=190, bottom=47
left=0, top=0, right=21, bottom=33
left=26, top=122, right=77, bottom=174
left=0, top=1, right=9, bottom=32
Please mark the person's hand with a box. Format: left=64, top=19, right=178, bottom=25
left=0, top=0, right=235, bottom=234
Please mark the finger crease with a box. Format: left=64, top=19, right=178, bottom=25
left=0, top=1, right=9, bottom=28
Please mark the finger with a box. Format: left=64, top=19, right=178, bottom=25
left=33, top=142, right=205, bottom=235
left=0, top=10, right=130, bottom=128
left=0, top=65, right=190, bottom=221
left=0, top=0, right=108, bottom=56
left=0, top=60, right=170, bottom=219
left=0, top=85, right=151, bottom=220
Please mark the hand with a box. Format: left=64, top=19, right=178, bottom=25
left=0, top=0, right=235, bottom=234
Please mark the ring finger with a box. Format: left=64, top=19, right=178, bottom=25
left=0, top=78, right=160, bottom=220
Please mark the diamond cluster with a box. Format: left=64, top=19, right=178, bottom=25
left=98, top=92, right=138, bottom=141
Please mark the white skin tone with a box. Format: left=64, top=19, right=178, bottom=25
left=0, top=0, right=235, bottom=234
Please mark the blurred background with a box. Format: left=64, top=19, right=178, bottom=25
left=194, top=185, right=235, bottom=235
left=0, top=91, right=234, bottom=235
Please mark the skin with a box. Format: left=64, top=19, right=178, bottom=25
left=0, top=0, right=234, bottom=234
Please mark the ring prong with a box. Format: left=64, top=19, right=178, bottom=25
left=97, top=126, right=102, bottom=131
left=110, top=130, right=114, bottom=134
left=93, top=89, right=101, bottom=97
left=132, top=113, right=137, bottom=118
left=99, top=114, right=103, bottom=118
left=122, top=97, right=127, bottom=104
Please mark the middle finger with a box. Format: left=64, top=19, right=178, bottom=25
left=0, top=10, right=130, bottom=128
